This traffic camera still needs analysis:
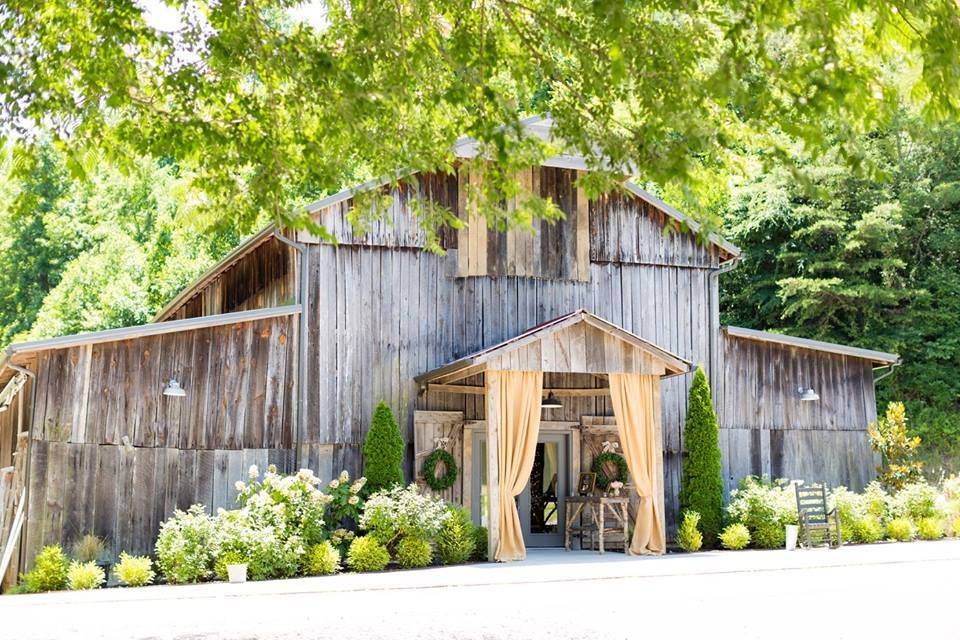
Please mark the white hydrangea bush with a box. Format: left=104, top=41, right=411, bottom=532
left=360, top=484, right=450, bottom=549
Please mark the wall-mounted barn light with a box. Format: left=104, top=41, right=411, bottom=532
left=797, top=386, right=820, bottom=402
left=541, top=392, right=563, bottom=409
left=163, top=379, right=187, bottom=398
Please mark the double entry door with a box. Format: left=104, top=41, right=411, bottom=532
left=472, top=430, right=569, bottom=547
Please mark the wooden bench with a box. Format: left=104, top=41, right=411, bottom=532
left=795, top=483, right=841, bottom=548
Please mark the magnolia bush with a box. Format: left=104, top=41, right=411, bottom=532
left=360, top=484, right=450, bottom=550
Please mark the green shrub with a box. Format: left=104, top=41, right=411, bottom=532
left=70, top=534, right=107, bottom=563
left=396, top=536, right=433, bottom=569
left=213, top=550, right=246, bottom=582
left=916, top=517, right=944, bottom=540
left=677, top=511, right=703, bottom=552
left=359, top=484, right=449, bottom=550
left=114, top=553, right=155, bottom=586
left=891, top=481, right=941, bottom=521
left=719, top=523, right=751, bottom=550
left=678, top=368, right=724, bottom=547
left=325, top=469, right=366, bottom=528
left=886, top=517, right=914, bottom=542
left=155, top=504, right=218, bottom=584
left=67, top=561, right=105, bottom=590
left=862, top=482, right=891, bottom=521
left=303, top=542, right=341, bottom=576
left=950, top=516, right=960, bottom=538
left=726, top=476, right=798, bottom=549
left=362, top=401, right=405, bottom=493
left=472, top=526, right=489, bottom=561
left=437, top=507, right=475, bottom=565
left=850, top=515, right=884, bottom=544
left=346, top=536, right=390, bottom=572
left=20, top=545, right=69, bottom=593
left=213, top=507, right=300, bottom=581
left=236, top=466, right=329, bottom=549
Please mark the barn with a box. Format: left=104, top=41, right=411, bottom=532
left=0, top=118, right=899, bottom=576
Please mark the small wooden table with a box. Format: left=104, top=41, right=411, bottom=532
left=564, top=496, right=631, bottom=555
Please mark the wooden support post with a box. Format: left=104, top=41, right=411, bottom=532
left=485, top=372, right=501, bottom=561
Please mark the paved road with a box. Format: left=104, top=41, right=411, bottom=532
left=4, top=540, right=958, bottom=639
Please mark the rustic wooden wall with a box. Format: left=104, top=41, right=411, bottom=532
left=717, top=333, right=879, bottom=494
left=164, top=236, right=297, bottom=321
left=303, top=243, right=715, bottom=531
left=20, top=315, right=297, bottom=566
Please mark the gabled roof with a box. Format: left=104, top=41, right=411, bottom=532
left=723, top=326, right=900, bottom=366
left=301, top=115, right=739, bottom=258
left=152, top=225, right=280, bottom=322
left=416, top=309, right=691, bottom=384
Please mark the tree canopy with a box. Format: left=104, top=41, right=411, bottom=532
left=2, top=1, right=959, bottom=236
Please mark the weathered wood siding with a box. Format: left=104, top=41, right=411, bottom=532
left=20, top=315, right=297, bottom=566
left=164, top=236, right=297, bottom=321
left=717, top=333, right=879, bottom=494
left=304, top=243, right=716, bottom=531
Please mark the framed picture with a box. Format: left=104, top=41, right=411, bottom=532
left=577, top=472, right=597, bottom=496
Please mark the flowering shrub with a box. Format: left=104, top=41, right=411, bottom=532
left=213, top=507, right=302, bottom=581
left=890, top=481, right=942, bottom=521
left=155, top=505, right=218, bottom=584
left=719, top=523, right=751, bottom=550
left=346, top=536, right=390, bottom=572
left=726, top=476, right=798, bottom=549
left=360, top=484, right=450, bottom=550
left=67, top=561, right=105, bottom=590
left=114, top=553, right=155, bottom=587
left=951, top=516, right=960, bottom=538
left=328, top=528, right=356, bottom=556
left=236, top=466, right=330, bottom=548
left=325, top=470, right=366, bottom=528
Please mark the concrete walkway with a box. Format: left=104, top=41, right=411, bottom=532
left=4, top=539, right=959, bottom=639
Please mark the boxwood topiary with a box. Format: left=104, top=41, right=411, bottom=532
left=362, top=401, right=405, bottom=493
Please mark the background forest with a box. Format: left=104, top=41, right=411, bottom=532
left=2, top=114, right=959, bottom=473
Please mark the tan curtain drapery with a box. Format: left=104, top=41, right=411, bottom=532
left=489, top=369, right=543, bottom=562
left=608, top=373, right=665, bottom=555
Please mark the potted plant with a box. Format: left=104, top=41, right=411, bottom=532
left=226, top=562, right=248, bottom=584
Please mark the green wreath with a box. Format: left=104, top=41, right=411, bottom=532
left=591, top=452, right=629, bottom=490
left=422, top=449, right=458, bottom=491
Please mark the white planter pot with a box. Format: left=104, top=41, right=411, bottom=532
left=785, top=525, right=799, bottom=551
left=227, top=564, right=248, bottom=583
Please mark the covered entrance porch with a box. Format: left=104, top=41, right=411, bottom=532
left=415, top=310, right=689, bottom=561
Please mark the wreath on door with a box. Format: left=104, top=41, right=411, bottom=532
left=422, top=449, right=458, bottom=491
left=592, top=452, right=629, bottom=490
